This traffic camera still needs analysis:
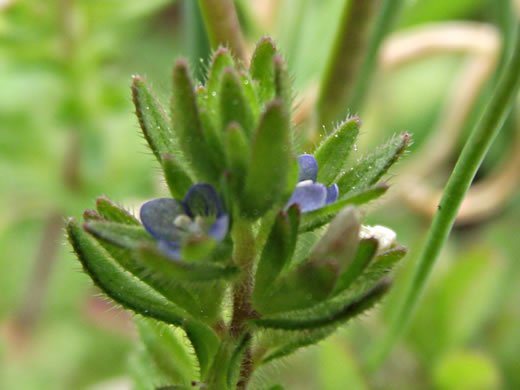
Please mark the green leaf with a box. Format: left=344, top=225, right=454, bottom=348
left=255, top=258, right=339, bottom=316
left=220, top=67, right=255, bottom=136
left=227, top=333, right=252, bottom=388
left=251, top=280, right=390, bottom=330
left=134, top=245, right=240, bottom=282
left=162, top=154, right=194, bottom=199
left=180, top=235, right=217, bottom=261
left=241, top=100, right=292, bottom=219
left=314, top=116, right=361, bottom=185
left=96, top=196, right=140, bottom=225
left=273, top=55, right=291, bottom=108
left=348, top=246, right=407, bottom=297
left=183, top=319, right=220, bottom=380
left=336, top=133, right=410, bottom=196
left=171, top=59, right=220, bottom=182
left=97, top=241, right=203, bottom=320
left=239, top=70, right=260, bottom=120
left=136, top=318, right=197, bottom=385
left=84, top=221, right=154, bottom=249
left=67, top=218, right=185, bottom=325
left=85, top=221, right=231, bottom=321
left=257, top=207, right=361, bottom=314
left=196, top=86, right=228, bottom=173
left=225, top=122, right=250, bottom=198
left=83, top=209, right=103, bottom=222
left=260, top=326, right=336, bottom=364
left=206, top=48, right=235, bottom=105
left=333, top=238, right=378, bottom=295
left=250, top=37, right=277, bottom=102
left=300, top=183, right=389, bottom=232
left=309, top=206, right=360, bottom=273
left=132, top=75, right=181, bottom=164
left=253, top=205, right=300, bottom=312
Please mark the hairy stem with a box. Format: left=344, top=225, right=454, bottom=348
left=367, top=21, right=520, bottom=370
left=316, top=0, right=380, bottom=129
left=230, top=218, right=256, bottom=388
left=198, top=0, right=247, bottom=63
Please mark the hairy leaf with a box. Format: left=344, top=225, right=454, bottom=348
left=96, top=196, right=140, bottom=225
left=67, top=219, right=185, bottom=325
left=132, top=75, right=181, bottom=163
left=336, top=133, right=410, bottom=196
left=241, top=100, right=292, bottom=218
left=314, top=116, right=360, bottom=185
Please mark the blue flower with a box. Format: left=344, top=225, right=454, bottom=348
left=140, top=183, right=229, bottom=259
left=286, top=154, right=339, bottom=213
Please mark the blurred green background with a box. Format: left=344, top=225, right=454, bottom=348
left=1, top=0, right=519, bottom=389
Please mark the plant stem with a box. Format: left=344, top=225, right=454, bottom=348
left=230, top=218, right=256, bottom=388
left=367, top=21, right=520, bottom=371
left=316, top=0, right=380, bottom=129
left=348, top=0, right=406, bottom=113
left=197, top=0, right=247, bottom=63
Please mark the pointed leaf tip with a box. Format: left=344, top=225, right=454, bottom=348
left=315, top=115, right=361, bottom=185
left=132, top=75, right=179, bottom=164
left=172, top=57, right=220, bottom=182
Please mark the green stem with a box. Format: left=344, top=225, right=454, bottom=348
left=197, top=0, right=247, bottom=63
left=316, top=0, right=380, bottom=128
left=367, top=21, right=520, bottom=371
left=348, top=0, right=406, bottom=113
left=230, top=218, right=256, bottom=389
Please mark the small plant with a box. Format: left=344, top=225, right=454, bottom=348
left=67, top=37, right=409, bottom=390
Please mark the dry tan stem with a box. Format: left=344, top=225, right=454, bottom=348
left=375, top=22, right=520, bottom=224
left=405, top=97, right=520, bottom=224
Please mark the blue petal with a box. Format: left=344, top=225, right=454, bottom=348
left=297, top=154, right=318, bottom=182
left=286, top=182, right=327, bottom=213
left=158, top=240, right=181, bottom=260
left=183, top=183, right=224, bottom=218
left=326, top=183, right=339, bottom=204
left=209, top=215, right=229, bottom=241
left=140, top=198, right=187, bottom=242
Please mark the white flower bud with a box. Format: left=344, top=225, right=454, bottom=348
left=359, top=225, right=396, bottom=251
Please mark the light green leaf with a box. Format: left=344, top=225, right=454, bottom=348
left=333, top=238, right=378, bottom=295
left=314, top=116, right=360, bottom=185
left=300, top=184, right=388, bottom=232
left=136, top=318, right=197, bottom=385
left=336, top=133, right=410, bottom=196
left=84, top=220, right=154, bottom=249
left=241, top=100, right=292, bottom=219
left=251, top=280, right=390, bottom=330
left=171, top=59, right=221, bottom=182
left=225, top=122, right=250, bottom=198
left=132, top=75, right=181, bottom=164
left=253, top=205, right=300, bottom=312
left=250, top=37, right=277, bottom=102
left=96, top=195, right=140, bottom=225
left=162, top=153, right=194, bottom=199
left=220, top=67, right=255, bottom=136
left=134, top=245, right=240, bottom=282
